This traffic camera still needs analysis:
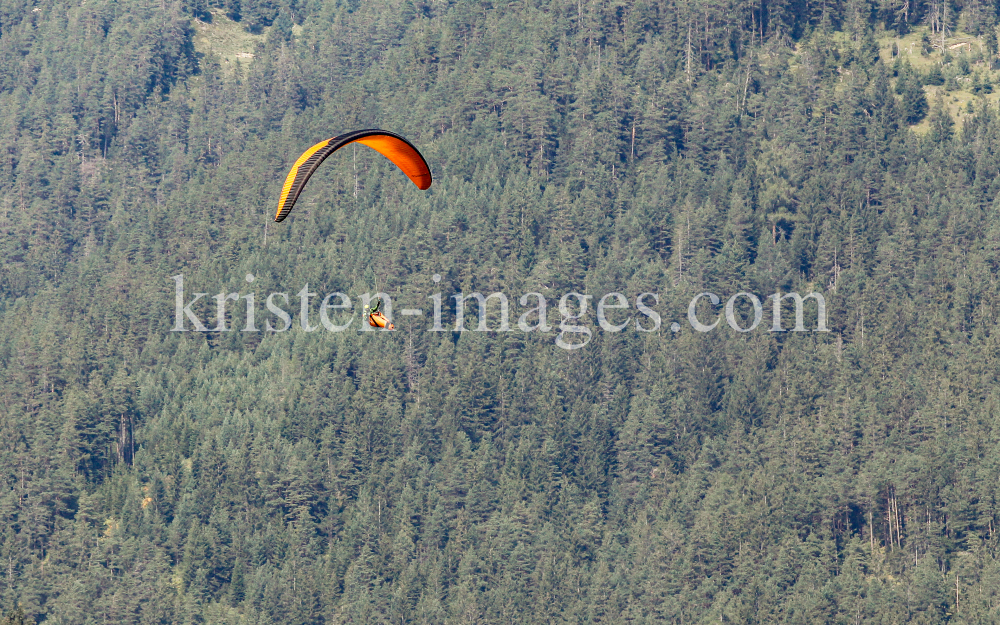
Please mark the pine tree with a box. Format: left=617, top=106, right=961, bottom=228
left=900, top=72, right=928, bottom=124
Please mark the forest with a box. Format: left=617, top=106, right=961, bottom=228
left=2, top=0, right=1000, bottom=622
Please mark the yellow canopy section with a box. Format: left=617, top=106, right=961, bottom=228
left=274, top=129, right=432, bottom=222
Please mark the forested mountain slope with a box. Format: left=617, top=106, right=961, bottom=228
left=2, top=0, right=1000, bottom=622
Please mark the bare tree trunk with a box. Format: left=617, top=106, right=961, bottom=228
left=942, top=0, right=947, bottom=50
left=686, top=22, right=692, bottom=82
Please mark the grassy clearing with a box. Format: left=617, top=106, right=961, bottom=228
left=878, top=26, right=1000, bottom=133
left=912, top=85, right=999, bottom=133
left=191, top=10, right=267, bottom=71
left=878, top=27, right=985, bottom=71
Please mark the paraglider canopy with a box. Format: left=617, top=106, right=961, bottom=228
left=274, top=129, right=432, bottom=222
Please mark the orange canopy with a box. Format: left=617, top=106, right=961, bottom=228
left=274, top=129, right=432, bottom=222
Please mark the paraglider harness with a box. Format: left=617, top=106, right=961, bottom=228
left=367, top=298, right=393, bottom=330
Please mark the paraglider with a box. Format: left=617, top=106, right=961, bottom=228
left=274, top=129, right=432, bottom=222
left=367, top=297, right=393, bottom=330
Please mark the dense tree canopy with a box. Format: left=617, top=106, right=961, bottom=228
left=2, top=0, right=1000, bottom=622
